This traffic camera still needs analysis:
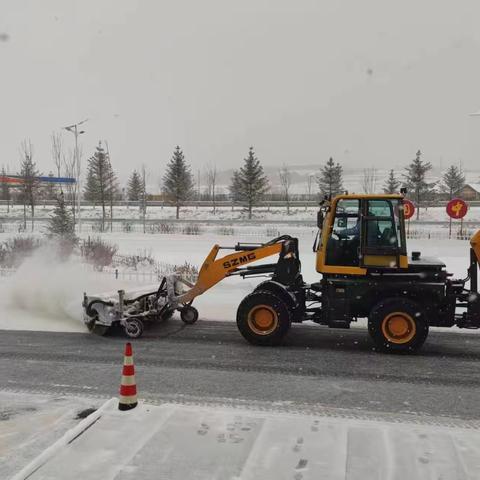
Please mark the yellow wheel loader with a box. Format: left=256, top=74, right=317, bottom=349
left=83, top=193, right=480, bottom=353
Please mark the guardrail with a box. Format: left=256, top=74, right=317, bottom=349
left=0, top=217, right=479, bottom=227
left=1, top=199, right=480, bottom=208
left=0, top=265, right=195, bottom=284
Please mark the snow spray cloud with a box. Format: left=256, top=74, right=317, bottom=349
left=0, top=242, right=119, bottom=329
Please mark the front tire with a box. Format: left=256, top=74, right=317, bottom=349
left=368, top=298, right=429, bottom=353
left=180, top=306, right=199, bottom=325
left=124, top=318, right=144, bottom=339
left=237, top=291, right=291, bottom=346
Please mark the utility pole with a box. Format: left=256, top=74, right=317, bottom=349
left=64, top=119, right=88, bottom=233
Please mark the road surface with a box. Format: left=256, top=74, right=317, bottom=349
left=2, top=320, right=480, bottom=425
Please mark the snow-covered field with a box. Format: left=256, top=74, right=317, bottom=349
left=0, top=230, right=475, bottom=334
left=1, top=203, right=480, bottom=223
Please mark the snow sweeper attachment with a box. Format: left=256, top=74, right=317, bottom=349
left=82, top=235, right=301, bottom=338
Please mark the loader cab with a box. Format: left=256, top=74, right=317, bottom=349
left=315, top=194, right=408, bottom=275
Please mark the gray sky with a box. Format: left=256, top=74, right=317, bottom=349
left=2, top=0, right=480, bottom=182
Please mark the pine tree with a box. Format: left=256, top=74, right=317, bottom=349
left=317, top=157, right=343, bottom=197
left=18, top=140, right=41, bottom=232
left=47, top=191, right=76, bottom=239
left=127, top=170, right=143, bottom=201
left=162, top=146, right=194, bottom=219
left=403, top=150, right=435, bottom=220
left=83, top=164, right=99, bottom=204
left=383, top=169, right=401, bottom=194
left=0, top=166, right=10, bottom=213
left=441, top=165, right=465, bottom=199
left=83, top=142, right=116, bottom=231
left=231, top=147, right=269, bottom=219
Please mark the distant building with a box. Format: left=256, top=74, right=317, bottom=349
left=455, top=183, right=480, bottom=201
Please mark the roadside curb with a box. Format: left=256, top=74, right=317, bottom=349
left=10, top=397, right=116, bottom=480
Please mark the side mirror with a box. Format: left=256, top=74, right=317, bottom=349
left=317, top=210, right=324, bottom=229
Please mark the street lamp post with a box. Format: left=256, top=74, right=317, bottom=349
left=64, top=119, right=88, bottom=233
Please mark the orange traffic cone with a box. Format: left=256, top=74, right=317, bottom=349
left=118, top=342, right=138, bottom=411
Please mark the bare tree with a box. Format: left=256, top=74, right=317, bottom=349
left=278, top=164, right=292, bottom=214
left=361, top=167, right=377, bottom=194
left=205, top=163, right=217, bottom=214
left=1, top=165, right=11, bottom=213
left=51, top=132, right=63, bottom=177
left=63, top=150, right=76, bottom=219
left=141, top=165, right=147, bottom=233
left=305, top=173, right=315, bottom=210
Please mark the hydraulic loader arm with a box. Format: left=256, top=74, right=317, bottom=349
left=175, top=241, right=284, bottom=304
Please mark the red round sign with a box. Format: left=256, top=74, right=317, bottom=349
left=446, top=198, right=468, bottom=219
left=403, top=200, right=415, bottom=220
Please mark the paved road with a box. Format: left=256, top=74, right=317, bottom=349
left=2, top=320, right=480, bottom=423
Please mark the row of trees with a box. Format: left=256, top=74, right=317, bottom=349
left=316, top=150, right=466, bottom=220
left=159, top=147, right=467, bottom=220
left=1, top=138, right=470, bottom=224
left=158, top=145, right=270, bottom=219
left=0, top=133, right=82, bottom=231
left=0, top=137, right=129, bottom=231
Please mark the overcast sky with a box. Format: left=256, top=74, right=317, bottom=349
left=1, top=0, right=480, bottom=182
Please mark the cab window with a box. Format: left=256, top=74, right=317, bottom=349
left=365, top=200, right=399, bottom=249
left=326, top=199, right=360, bottom=266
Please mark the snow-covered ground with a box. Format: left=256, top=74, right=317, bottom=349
left=6, top=391, right=480, bottom=480
left=0, top=391, right=104, bottom=479
left=0, top=231, right=475, bottom=334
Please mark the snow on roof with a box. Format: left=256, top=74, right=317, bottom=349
left=464, top=183, right=480, bottom=193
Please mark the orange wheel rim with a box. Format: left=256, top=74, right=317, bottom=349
left=381, top=311, right=416, bottom=344
left=247, top=304, right=278, bottom=335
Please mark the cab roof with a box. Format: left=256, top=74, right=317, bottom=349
left=332, top=193, right=404, bottom=200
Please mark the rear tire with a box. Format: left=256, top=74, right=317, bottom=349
left=237, top=291, right=291, bottom=346
left=368, top=298, right=428, bottom=353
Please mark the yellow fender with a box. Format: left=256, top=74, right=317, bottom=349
left=471, top=230, right=480, bottom=264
